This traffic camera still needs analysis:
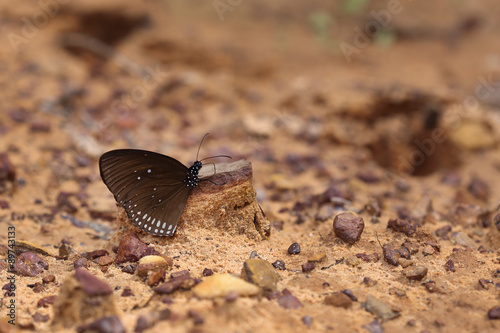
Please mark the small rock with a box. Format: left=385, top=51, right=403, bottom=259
left=192, top=274, right=260, bottom=298
left=30, top=121, right=51, bottom=133
left=355, top=252, right=380, bottom=263
left=342, top=289, right=358, bottom=301
left=135, top=255, right=171, bottom=277
left=364, top=199, right=382, bottom=217
left=188, top=309, right=204, bottom=325
left=74, top=258, right=89, bottom=269
left=74, top=268, right=113, bottom=296
left=77, top=315, right=125, bottom=333
left=435, top=225, right=452, bottom=238
left=134, top=315, right=152, bottom=333
left=42, top=275, right=56, bottom=284
left=363, top=319, right=383, bottom=333
left=276, top=289, right=303, bottom=309
left=288, top=242, right=301, bottom=255
left=453, top=232, right=477, bottom=248
left=121, top=286, right=134, bottom=297
left=425, top=282, right=439, bottom=293
left=86, top=250, right=109, bottom=259
left=488, top=306, right=500, bottom=320
left=450, top=121, right=496, bottom=150
left=308, top=253, right=327, bottom=263
left=422, top=245, right=436, bottom=256
left=122, top=265, right=135, bottom=274
left=316, top=204, right=334, bottom=221
left=383, top=243, right=410, bottom=266
left=37, top=295, right=56, bottom=308
left=387, top=218, right=416, bottom=236
left=412, top=195, right=433, bottom=222
left=402, top=266, right=428, bottom=281
left=147, top=270, right=166, bottom=287
left=397, top=258, right=413, bottom=268
left=14, top=252, right=48, bottom=277
left=202, top=268, right=214, bottom=276
left=302, top=315, right=313, bottom=327
left=33, top=312, right=50, bottom=322
left=479, top=279, right=492, bottom=290
left=363, top=295, right=400, bottom=322
left=241, top=259, right=280, bottom=292
left=249, top=250, right=259, bottom=259
left=115, top=232, right=158, bottom=264
left=333, top=212, right=364, bottom=244
left=96, top=255, right=114, bottom=266
left=154, top=273, right=195, bottom=295
left=363, top=277, right=377, bottom=287
left=467, top=176, right=490, bottom=201
left=324, top=292, right=353, bottom=308
left=388, top=287, right=406, bottom=298
left=272, top=260, right=286, bottom=270
left=301, top=262, right=315, bottom=272
left=33, top=282, right=44, bottom=293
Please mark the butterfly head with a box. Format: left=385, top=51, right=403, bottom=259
left=184, top=161, right=202, bottom=187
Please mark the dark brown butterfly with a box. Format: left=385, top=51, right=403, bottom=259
left=99, top=134, right=229, bottom=236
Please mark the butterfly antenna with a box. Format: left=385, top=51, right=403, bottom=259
left=200, top=155, right=232, bottom=162
left=196, top=133, right=210, bottom=161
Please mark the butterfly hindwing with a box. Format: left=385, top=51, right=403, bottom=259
left=99, top=149, right=192, bottom=236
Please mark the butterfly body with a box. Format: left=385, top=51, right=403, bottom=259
left=99, top=149, right=202, bottom=236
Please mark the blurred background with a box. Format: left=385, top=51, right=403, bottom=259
left=1, top=0, right=500, bottom=220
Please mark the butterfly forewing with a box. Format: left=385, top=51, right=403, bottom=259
left=99, top=149, right=192, bottom=236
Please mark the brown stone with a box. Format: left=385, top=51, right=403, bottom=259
left=241, top=259, right=280, bottom=292
left=14, top=252, right=48, bottom=277
left=333, top=212, right=364, bottom=244
left=387, top=218, right=416, bottom=236
left=402, top=266, right=428, bottom=281
left=324, top=292, right=353, bottom=308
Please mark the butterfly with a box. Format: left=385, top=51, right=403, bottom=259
left=99, top=134, right=230, bottom=236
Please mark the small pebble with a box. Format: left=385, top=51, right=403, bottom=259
left=402, top=266, right=428, bottom=281
left=302, top=315, right=313, bottom=327
left=121, top=286, right=134, bottom=297
left=241, top=259, right=280, bottom=292
left=383, top=244, right=410, bottom=266
left=425, top=282, right=439, bottom=293
left=333, top=212, right=364, bottom=244
left=488, top=306, right=500, bottom=320
left=74, top=258, right=89, bottom=269
left=363, top=295, right=400, bottom=321
left=86, top=250, right=109, bottom=259
left=188, top=310, right=204, bottom=325
left=301, top=262, right=315, bottom=272
left=37, top=295, right=56, bottom=308
left=316, top=204, right=334, bottom=221
left=14, top=252, right=48, bottom=277
left=478, top=279, right=492, bottom=290
left=445, top=259, right=455, bottom=272
left=342, top=289, right=358, bottom=302
left=96, top=255, right=114, bottom=266
left=202, top=268, right=214, bottom=276
left=467, top=176, right=490, bottom=201
left=324, top=292, right=353, bottom=308
left=192, top=274, right=260, bottom=298
left=122, top=265, right=135, bottom=274
left=74, top=268, right=113, bottom=296
left=42, top=275, right=55, bottom=284
left=288, top=242, right=301, bottom=255
left=272, top=260, right=286, bottom=270
left=77, top=315, right=125, bottom=333
left=277, top=289, right=303, bottom=309
left=363, top=319, right=383, bottom=333
left=363, top=277, right=377, bottom=287
left=32, top=312, right=50, bottom=323
left=115, top=232, right=158, bottom=264
left=387, top=218, right=416, bottom=236
left=435, top=225, right=452, bottom=238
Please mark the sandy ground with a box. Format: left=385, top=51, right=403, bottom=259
left=1, top=1, right=500, bottom=332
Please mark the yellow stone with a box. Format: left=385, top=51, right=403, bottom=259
left=193, top=274, right=261, bottom=298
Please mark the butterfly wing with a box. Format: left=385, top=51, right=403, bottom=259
left=99, top=149, right=191, bottom=236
